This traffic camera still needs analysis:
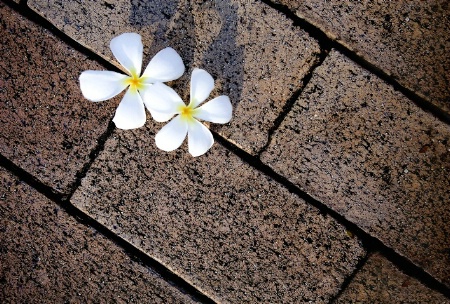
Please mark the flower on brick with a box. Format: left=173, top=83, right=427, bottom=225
left=142, top=68, right=232, bottom=157
left=79, top=33, right=184, bottom=129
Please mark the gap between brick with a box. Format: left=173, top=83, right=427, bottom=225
left=257, top=46, right=330, bottom=157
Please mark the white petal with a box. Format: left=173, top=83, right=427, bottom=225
left=112, top=89, right=146, bottom=130
left=142, top=47, right=185, bottom=82
left=190, top=68, right=214, bottom=108
left=188, top=119, right=214, bottom=157
left=194, top=95, right=232, bottom=124
left=147, top=108, right=176, bottom=123
left=141, top=82, right=184, bottom=114
left=155, top=115, right=188, bottom=152
left=79, top=70, right=128, bottom=102
left=110, top=33, right=143, bottom=76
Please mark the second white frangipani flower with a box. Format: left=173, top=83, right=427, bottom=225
left=143, top=68, right=232, bottom=157
left=79, top=33, right=184, bottom=129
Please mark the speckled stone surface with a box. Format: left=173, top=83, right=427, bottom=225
left=29, top=0, right=321, bottom=154
left=273, top=0, right=450, bottom=113
left=71, top=122, right=365, bottom=303
left=0, top=3, right=117, bottom=194
left=0, top=167, right=197, bottom=303
left=261, top=50, right=450, bottom=287
left=335, top=253, right=449, bottom=303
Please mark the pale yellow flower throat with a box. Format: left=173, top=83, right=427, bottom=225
left=178, top=102, right=198, bottom=121
left=124, top=72, right=145, bottom=91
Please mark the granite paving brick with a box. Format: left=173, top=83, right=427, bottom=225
left=261, top=50, right=450, bottom=287
left=71, top=122, right=365, bottom=303
left=335, top=252, right=449, bottom=303
left=273, top=0, right=450, bottom=113
left=0, top=167, right=197, bottom=303
left=29, top=0, right=321, bottom=154
left=0, top=2, right=118, bottom=194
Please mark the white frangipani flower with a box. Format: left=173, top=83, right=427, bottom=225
left=143, top=68, right=232, bottom=157
left=79, top=33, right=184, bottom=129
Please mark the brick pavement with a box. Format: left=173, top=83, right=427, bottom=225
left=0, top=167, right=198, bottom=303
left=261, top=50, right=450, bottom=287
left=1, top=0, right=449, bottom=302
left=271, top=0, right=450, bottom=114
left=71, top=124, right=365, bottom=302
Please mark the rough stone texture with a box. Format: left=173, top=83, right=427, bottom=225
left=29, top=0, right=321, bottom=154
left=71, top=122, right=365, bottom=303
left=261, top=50, right=450, bottom=287
left=273, top=0, right=450, bottom=113
left=0, top=3, right=118, bottom=194
left=0, top=167, right=197, bottom=303
left=335, top=253, right=450, bottom=303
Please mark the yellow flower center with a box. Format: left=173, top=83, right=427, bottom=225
left=124, top=73, right=144, bottom=91
left=178, top=103, right=198, bottom=121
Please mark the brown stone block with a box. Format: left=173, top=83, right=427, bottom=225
left=29, top=0, right=321, bottom=154
left=335, top=253, right=449, bottom=303
left=262, top=50, right=450, bottom=287
left=0, top=167, right=197, bottom=303
left=0, top=3, right=117, bottom=193
left=273, top=0, right=450, bottom=113
left=71, top=123, right=365, bottom=303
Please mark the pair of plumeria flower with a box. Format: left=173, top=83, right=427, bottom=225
left=79, top=33, right=232, bottom=157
